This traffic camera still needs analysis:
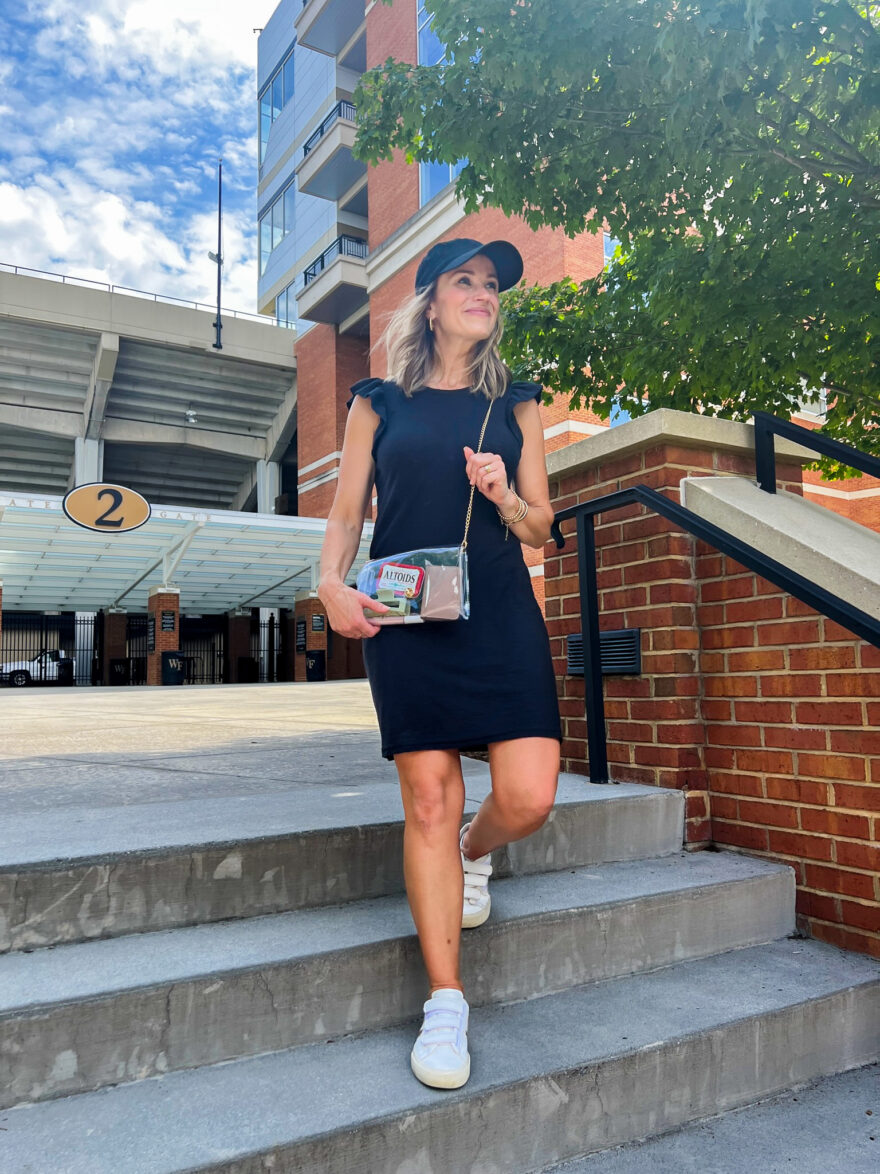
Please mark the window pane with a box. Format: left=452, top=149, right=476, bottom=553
left=272, top=197, right=284, bottom=248
left=420, top=160, right=451, bottom=205
left=272, top=73, right=283, bottom=119
left=418, top=24, right=445, bottom=66
left=260, top=217, right=272, bottom=275
left=283, top=186, right=295, bottom=238
left=283, top=54, right=294, bottom=106
left=260, top=110, right=271, bottom=163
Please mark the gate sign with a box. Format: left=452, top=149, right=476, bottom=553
left=63, top=483, right=151, bottom=533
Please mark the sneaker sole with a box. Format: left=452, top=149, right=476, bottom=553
left=410, top=1051, right=471, bottom=1090
left=461, top=898, right=491, bottom=929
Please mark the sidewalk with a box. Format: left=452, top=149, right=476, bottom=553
left=0, top=681, right=388, bottom=814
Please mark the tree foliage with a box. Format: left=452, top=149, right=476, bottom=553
left=355, top=1, right=880, bottom=462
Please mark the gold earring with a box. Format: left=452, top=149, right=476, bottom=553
left=428, top=317, right=434, bottom=333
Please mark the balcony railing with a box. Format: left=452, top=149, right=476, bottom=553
left=303, top=235, right=368, bottom=285
left=303, top=101, right=357, bottom=157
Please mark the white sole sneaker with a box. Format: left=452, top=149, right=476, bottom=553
left=460, top=822, right=492, bottom=929
left=410, top=988, right=471, bottom=1089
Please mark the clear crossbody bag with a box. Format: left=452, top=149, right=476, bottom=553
left=356, top=399, right=494, bottom=625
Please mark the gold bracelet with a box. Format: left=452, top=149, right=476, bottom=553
left=497, top=492, right=529, bottom=525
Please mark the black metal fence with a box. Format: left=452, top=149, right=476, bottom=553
left=0, top=613, right=95, bottom=686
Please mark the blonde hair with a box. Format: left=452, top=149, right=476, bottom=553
left=375, top=285, right=511, bottom=401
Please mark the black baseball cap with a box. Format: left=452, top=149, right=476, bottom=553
left=415, top=238, right=524, bottom=293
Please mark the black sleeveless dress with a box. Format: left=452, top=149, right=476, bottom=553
left=348, top=377, right=562, bottom=761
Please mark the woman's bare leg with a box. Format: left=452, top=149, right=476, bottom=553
left=395, top=748, right=466, bottom=991
left=461, top=737, right=559, bottom=861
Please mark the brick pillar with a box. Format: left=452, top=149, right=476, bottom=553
left=294, top=595, right=329, bottom=681
left=225, top=613, right=252, bottom=683
left=146, top=587, right=181, bottom=686
left=295, top=325, right=369, bottom=519
left=102, top=609, right=128, bottom=686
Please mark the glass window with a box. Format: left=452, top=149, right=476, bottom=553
left=260, top=216, right=272, bottom=275
left=283, top=54, right=295, bottom=105
left=259, top=93, right=272, bottom=163
left=258, top=48, right=295, bottom=164
left=417, top=7, right=466, bottom=206
left=271, top=196, right=284, bottom=248
left=420, top=161, right=453, bottom=205
left=283, top=186, right=296, bottom=238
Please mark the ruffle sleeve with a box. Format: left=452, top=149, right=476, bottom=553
left=507, top=380, right=544, bottom=405
left=505, top=380, right=543, bottom=448
left=346, top=376, right=385, bottom=412
left=347, top=377, right=388, bottom=454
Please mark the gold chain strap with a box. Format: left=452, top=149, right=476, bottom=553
left=461, top=399, right=494, bottom=551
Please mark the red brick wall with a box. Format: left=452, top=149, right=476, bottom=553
left=366, top=0, right=420, bottom=248
left=545, top=439, right=879, bottom=957
left=296, top=325, right=369, bottom=518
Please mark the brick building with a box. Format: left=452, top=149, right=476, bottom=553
left=258, top=0, right=877, bottom=628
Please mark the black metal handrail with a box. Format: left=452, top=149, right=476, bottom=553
left=754, top=410, right=880, bottom=493
left=302, top=235, right=368, bottom=284
left=303, top=101, right=357, bottom=156
left=551, top=479, right=880, bottom=785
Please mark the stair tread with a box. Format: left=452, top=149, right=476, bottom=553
left=548, top=1062, right=879, bottom=1173
left=0, top=852, right=791, bottom=1013
left=1, top=939, right=877, bottom=1173
left=0, top=775, right=675, bottom=869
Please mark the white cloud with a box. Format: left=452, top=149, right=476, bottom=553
left=0, top=0, right=281, bottom=314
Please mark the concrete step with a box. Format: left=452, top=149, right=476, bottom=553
left=0, top=850, right=790, bottom=1109
left=547, top=1062, right=879, bottom=1173
left=1, top=940, right=877, bottom=1173
left=0, top=776, right=683, bottom=951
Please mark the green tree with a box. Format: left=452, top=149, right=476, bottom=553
left=356, top=1, right=880, bottom=460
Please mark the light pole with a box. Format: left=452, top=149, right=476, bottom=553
left=208, top=158, right=223, bottom=350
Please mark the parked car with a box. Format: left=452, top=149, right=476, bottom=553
left=0, top=649, right=73, bottom=686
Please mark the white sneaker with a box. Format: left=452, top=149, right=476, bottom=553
left=460, top=822, right=492, bottom=929
left=410, top=988, right=470, bottom=1089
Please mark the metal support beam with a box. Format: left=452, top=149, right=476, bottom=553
left=111, top=521, right=204, bottom=607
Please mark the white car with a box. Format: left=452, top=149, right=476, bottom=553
left=0, top=649, right=72, bottom=687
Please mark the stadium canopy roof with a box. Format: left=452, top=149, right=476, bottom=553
left=0, top=493, right=372, bottom=614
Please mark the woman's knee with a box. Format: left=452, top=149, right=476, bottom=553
left=397, top=755, right=464, bottom=835
left=494, top=777, right=557, bottom=832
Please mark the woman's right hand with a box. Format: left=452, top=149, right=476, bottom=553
left=318, top=580, right=391, bottom=638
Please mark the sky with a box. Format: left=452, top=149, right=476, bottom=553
left=0, top=0, right=279, bottom=315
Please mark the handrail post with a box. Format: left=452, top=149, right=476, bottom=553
left=577, top=511, right=609, bottom=784
left=754, top=415, right=777, bottom=494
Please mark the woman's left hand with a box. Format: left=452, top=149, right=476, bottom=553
left=463, top=445, right=510, bottom=508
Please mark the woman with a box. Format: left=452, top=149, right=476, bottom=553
left=317, top=237, right=562, bottom=1090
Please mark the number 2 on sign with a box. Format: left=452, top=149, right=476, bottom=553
left=95, top=488, right=125, bottom=527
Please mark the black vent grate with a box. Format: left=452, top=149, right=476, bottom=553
left=567, top=629, right=641, bottom=676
